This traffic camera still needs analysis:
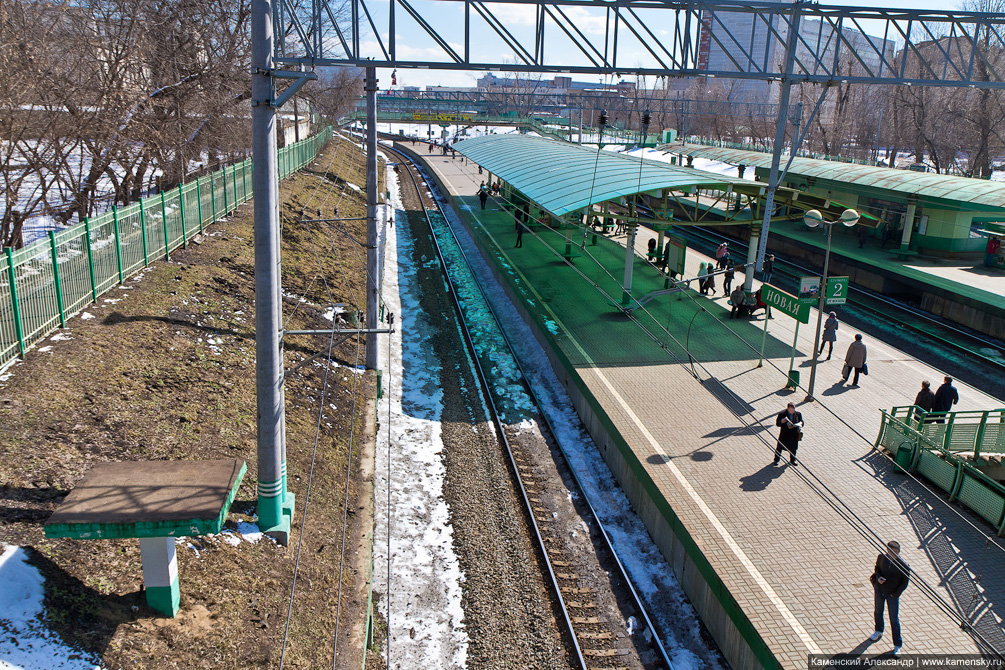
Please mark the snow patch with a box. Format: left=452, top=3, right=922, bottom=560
left=79, top=312, right=94, bottom=320
left=374, top=175, right=468, bottom=669
left=0, top=544, right=105, bottom=670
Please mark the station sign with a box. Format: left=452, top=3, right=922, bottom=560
left=412, top=112, right=475, bottom=123
left=798, top=276, right=820, bottom=304
left=797, top=275, right=849, bottom=305
left=826, top=276, right=849, bottom=305
left=761, top=284, right=810, bottom=324
left=664, top=234, right=687, bottom=277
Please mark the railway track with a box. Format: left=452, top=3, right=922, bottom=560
left=384, top=142, right=676, bottom=670
left=673, top=225, right=1005, bottom=396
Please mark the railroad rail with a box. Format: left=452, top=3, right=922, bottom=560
left=674, top=226, right=1005, bottom=383
left=384, top=141, right=676, bottom=670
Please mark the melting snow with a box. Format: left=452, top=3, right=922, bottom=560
left=373, top=166, right=468, bottom=669
left=0, top=545, right=104, bottom=669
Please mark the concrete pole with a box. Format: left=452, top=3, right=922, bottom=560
left=746, top=1, right=803, bottom=293
left=365, top=67, right=380, bottom=370
left=622, top=224, right=637, bottom=307
left=805, top=222, right=833, bottom=401
left=252, top=0, right=290, bottom=544
left=899, top=197, right=917, bottom=250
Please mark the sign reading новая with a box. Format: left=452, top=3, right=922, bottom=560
left=761, top=284, right=810, bottom=324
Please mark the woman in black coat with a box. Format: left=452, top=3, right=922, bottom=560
left=773, top=402, right=804, bottom=465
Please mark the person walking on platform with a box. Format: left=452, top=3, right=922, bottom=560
left=842, top=334, right=868, bottom=386
left=762, top=254, right=775, bottom=284
left=914, top=380, right=936, bottom=422
left=729, top=285, right=747, bottom=319
left=478, top=183, right=488, bottom=210
left=698, top=262, right=708, bottom=295
left=515, top=217, right=524, bottom=248
left=706, top=264, right=717, bottom=296
left=820, top=311, right=839, bottom=359
left=870, top=540, right=910, bottom=655
left=773, top=402, right=803, bottom=465
left=932, top=376, right=959, bottom=423
left=715, top=242, right=728, bottom=268
left=723, top=262, right=735, bottom=295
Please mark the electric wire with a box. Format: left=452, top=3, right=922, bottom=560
left=331, top=324, right=364, bottom=668
left=490, top=189, right=1005, bottom=561
left=273, top=130, right=377, bottom=667
left=467, top=189, right=1005, bottom=655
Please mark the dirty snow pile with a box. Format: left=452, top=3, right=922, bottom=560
left=0, top=545, right=104, bottom=670
left=438, top=192, right=726, bottom=670
left=371, top=164, right=468, bottom=669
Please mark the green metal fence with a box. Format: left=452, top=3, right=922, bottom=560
left=0, top=126, right=333, bottom=367
left=887, top=405, right=1005, bottom=458
left=876, top=408, right=1005, bottom=536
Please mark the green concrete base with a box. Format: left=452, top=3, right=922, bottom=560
left=146, top=581, right=180, bottom=617
left=257, top=491, right=295, bottom=545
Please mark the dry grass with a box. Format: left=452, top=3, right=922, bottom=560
left=0, top=134, right=380, bottom=669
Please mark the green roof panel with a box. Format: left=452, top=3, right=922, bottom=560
left=679, top=144, right=1005, bottom=211
left=456, top=135, right=743, bottom=216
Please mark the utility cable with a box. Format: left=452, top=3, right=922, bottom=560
left=466, top=193, right=1005, bottom=654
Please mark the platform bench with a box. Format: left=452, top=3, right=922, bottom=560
left=44, top=459, right=247, bottom=617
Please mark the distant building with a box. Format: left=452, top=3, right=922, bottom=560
left=696, top=4, right=894, bottom=103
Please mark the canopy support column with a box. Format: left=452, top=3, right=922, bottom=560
left=623, top=223, right=637, bottom=307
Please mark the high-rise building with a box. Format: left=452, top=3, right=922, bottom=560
left=696, top=4, right=895, bottom=103
left=696, top=2, right=794, bottom=103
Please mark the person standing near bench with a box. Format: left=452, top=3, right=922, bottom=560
left=870, top=540, right=910, bottom=655
left=729, top=286, right=746, bottom=319
left=723, top=262, right=735, bottom=295
left=762, top=254, right=775, bottom=284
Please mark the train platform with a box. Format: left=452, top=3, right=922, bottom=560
left=409, top=147, right=1005, bottom=668
left=763, top=219, right=1005, bottom=313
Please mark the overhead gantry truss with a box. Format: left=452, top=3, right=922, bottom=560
left=276, top=0, right=1005, bottom=88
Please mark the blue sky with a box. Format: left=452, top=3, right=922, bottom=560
left=358, top=0, right=981, bottom=89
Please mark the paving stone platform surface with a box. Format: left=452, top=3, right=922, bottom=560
left=415, top=148, right=1005, bottom=666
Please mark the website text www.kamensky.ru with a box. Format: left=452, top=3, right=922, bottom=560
left=809, top=655, right=1005, bottom=669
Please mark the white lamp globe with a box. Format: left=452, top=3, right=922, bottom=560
left=804, top=209, right=823, bottom=228
left=840, top=208, right=861, bottom=227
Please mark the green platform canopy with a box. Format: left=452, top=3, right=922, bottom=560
left=678, top=144, right=1005, bottom=212
left=455, top=134, right=749, bottom=217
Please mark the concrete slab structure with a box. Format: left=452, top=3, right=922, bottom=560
left=45, top=459, right=247, bottom=616
left=407, top=145, right=1005, bottom=669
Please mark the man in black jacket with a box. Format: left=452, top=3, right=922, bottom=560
left=870, top=540, right=910, bottom=654
left=932, top=376, right=959, bottom=423
left=913, top=380, right=936, bottom=422
left=772, top=402, right=803, bottom=466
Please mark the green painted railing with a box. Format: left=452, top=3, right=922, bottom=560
left=877, top=409, right=1005, bottom=536
left=0, top=126, right=333, bottom=368
left=888, top=405, right=1005, bottom=458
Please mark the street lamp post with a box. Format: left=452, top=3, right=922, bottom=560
left=804, top=208, right=860, bottom=402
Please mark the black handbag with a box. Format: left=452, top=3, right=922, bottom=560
left=862, top=363, right=869, bottom=376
